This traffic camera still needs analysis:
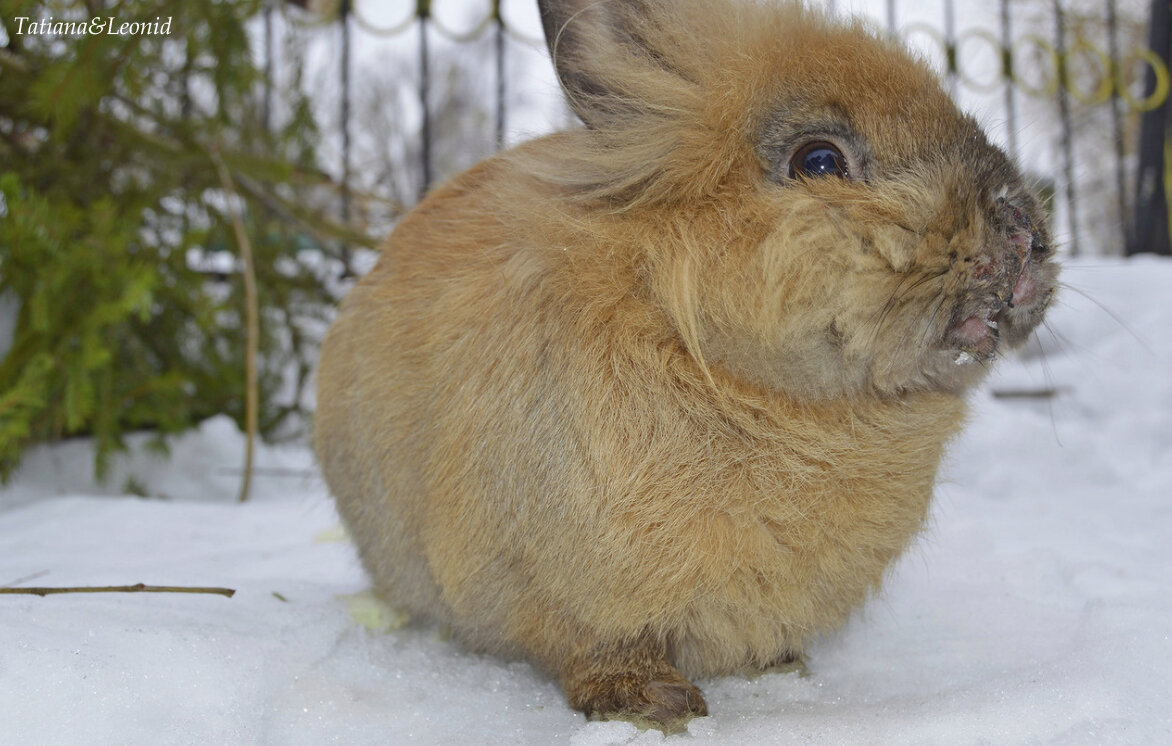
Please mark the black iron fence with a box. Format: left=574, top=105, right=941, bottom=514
left=269, top=0, right=1172, bottom=257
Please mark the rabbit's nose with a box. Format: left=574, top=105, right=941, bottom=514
left=994, top=196, right=1045, bottom=307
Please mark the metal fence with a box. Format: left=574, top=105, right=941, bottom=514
left=269, top=0, right=1172, bottom=257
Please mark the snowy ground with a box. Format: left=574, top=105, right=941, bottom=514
left=2, top=256, right=1170, bottom=745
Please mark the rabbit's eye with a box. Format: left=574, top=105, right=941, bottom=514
left=789, top=142, right=849, bottom=179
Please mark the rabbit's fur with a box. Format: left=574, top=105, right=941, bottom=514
left=315, top=0, right=1058, bottom=725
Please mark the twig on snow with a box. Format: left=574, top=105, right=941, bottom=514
left=0, top=583, right=236, bottom=598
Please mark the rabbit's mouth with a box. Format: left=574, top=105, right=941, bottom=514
left=950, top=309, right=1001, bottom=359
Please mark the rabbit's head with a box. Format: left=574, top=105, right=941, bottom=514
left=536, top=0, right=1058, bottom=399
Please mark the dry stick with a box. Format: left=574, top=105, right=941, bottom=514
left=0, top=584, right=236, bottom=598
left=211, top=148, right=260, bottom=504
left=991, top=387, right=1068, bottom=400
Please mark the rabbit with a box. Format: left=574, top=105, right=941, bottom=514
left=314, top=0, right=1059, bottom=727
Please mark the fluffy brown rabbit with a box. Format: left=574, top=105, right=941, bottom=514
left=315, top=0, right=1059, bottom=727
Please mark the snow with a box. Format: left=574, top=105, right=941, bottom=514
left=2, top=256, right=1171, bottom=745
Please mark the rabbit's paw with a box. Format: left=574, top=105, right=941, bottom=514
left=566, top=660, right=707, bottom=731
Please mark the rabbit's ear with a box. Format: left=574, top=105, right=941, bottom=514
left=538, top=0, right=663, bottom=128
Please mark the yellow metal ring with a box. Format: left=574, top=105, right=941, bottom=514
left=430, top=12, right=495, bottom=42
left=955, top=28, right=1005, bottom=94
left=1118, top=47, right=1171, bottom=112
left=1011, top=34, right=1060, bottom=97
left=1064, top=38, right=1113, bottom=105
left=350, top=1, right=417, bottom=36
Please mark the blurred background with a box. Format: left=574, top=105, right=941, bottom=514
left=1, top=0, right=1169, bottom=491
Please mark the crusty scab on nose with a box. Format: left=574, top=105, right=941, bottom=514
left=992, top=193, right=1045, bottom=292
left=997, top=194, right=1032, bottom=245
left=995, top=189, right=1048, bottom=258
left=972, top=254, right=997, bottom=281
